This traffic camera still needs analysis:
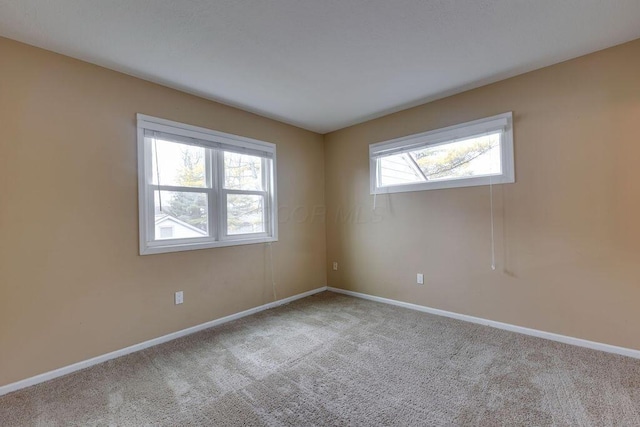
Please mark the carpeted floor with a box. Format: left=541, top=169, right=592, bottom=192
left=2, top=291, right=640, bottom=426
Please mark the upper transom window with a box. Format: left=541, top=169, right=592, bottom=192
left=370, top=112, right=514, bottom=194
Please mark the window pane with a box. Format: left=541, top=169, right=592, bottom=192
left=379, top=154, right=427, bottom=186
left=151, top=138, right=207, bottom=188
left=154, top=191, right=209, bottom=239
left=227, top=194, right=265, bottom=235
left=224, top=152, right=263, bottom=191
left=379, top=132, right=502, bottom=187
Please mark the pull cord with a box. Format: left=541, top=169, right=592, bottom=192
left=489, top=176, right=496, bottom=271
left=268, top=242, right=277, bottom=301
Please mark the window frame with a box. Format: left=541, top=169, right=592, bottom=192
left=369, top=112, right=514, bottom=194
left=137, top=114, right=278, bottom=255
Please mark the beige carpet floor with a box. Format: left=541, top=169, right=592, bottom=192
left=2, top=291, right=640, bottom=426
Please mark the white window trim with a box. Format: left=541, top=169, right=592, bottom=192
left=137, top=114, right=278, bottom=255
left=369, top=112, right=515, bottom=194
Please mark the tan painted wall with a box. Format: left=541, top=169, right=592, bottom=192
left=325, top=39, right=640, bottom=350
left=2, top=34, right=639, bottom=387
left=0, top=38, right=326, bottom=386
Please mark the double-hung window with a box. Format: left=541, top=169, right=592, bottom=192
left=137, top=114, right=277, bottom=255
left=370, top=112, right=514, bottom=194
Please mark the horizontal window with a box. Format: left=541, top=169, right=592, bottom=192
left=137, top=114, right=277, bottom=255
left=370, top=112, right=514, bottom=194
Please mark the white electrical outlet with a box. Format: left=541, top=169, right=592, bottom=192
left=417, top=273, right=424, bottom=285
left=333, top=262, right=338, bottom=271
left=175, top=291, right=184, bottom=305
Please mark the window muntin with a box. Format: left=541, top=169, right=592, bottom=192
left=370, top=113, right=514, bottom=193
left=137, top=114, right=277, bottom=255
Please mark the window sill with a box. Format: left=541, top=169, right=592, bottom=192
left=371, top=174, right=515, bottom=195
left=140, top=236, right=278, bottom=255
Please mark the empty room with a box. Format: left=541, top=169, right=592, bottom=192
left=1, top=1, right=640, bottom=425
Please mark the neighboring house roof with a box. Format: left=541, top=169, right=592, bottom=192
left=379, top=153, right=427, bottom=186
left=155, top=213, right=207, bottom=236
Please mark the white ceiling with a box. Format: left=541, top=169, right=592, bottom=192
left=1, top=1, right=640, bottom=133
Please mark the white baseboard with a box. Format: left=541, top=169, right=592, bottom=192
left=0, top=286, right=328, bottom=397
left=327, top=287, right=640, bottom=360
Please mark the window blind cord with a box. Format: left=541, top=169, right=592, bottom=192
left=373, top=191, right=378, bottom=210
left=489, top=177, right=496, bottom=271
left=153, top=137, right=163, bottom=212
left=264, top=170, right=277, bottom=301
left=267, top=242, right=277, bottom=301
left=489, top=138, right=497, bottom=271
